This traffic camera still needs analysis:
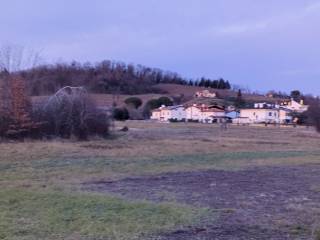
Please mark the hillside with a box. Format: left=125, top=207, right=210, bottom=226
left=21, top=61, right=231, bottom=96
left=31, top=83, right=285, bottom=109
left=154, top=84, right=283, bottom=103
left=31, top=93, right=168, bottom=108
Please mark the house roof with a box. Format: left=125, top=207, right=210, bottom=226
left=152, top=105, right=184, bottom=112
left=202, top=108, right=225, bottom=112
left=162, top=105, right=184, bottom=110
left=241, top=108, right=279, bottom=111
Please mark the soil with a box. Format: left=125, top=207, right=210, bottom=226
left=83, top=165, right=320, bottom=240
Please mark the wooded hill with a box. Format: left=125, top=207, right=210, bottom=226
left=20, top=60, right=231, bottom=96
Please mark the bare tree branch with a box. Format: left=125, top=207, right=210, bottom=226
left=0, top=44, right=43, bottom=73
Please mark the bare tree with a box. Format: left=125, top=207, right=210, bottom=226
left=0, top=44, right=42, bottom=73
left=40, top=86, right=110, bottom=140
left=0, top=44, right=43, bottom=138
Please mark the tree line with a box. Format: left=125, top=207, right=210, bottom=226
left=19, top=60, right=231, bottom=96
left=187, top=78, right=231, bottom=89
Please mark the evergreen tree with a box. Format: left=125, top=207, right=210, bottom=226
left=235, top=89, right=246, bottom=108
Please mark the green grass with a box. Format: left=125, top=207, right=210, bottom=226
left=0, top=189, right=203, bottom=240
left=0, top=141, right=318, bottom=239
left=0, top=150, right=318, bottom=183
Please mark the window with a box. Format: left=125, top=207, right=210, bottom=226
left=269, top=112, right=272, bottom=116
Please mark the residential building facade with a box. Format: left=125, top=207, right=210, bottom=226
left=151, top=105, right=186, bottom=122
left=240, top=108, right=280, bottom=124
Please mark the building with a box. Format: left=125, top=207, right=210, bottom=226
left=151, top=105, right=186, bottom=122
left=226, top=111, right=240, bottom=119
left=232, top=117, right=251, bottom=125
left=200, top=106, right=226, bottom=123
left=195, top=90, right=217, bottom=98
left=185, top=104, right=226, bottom=123
left=280, top=98, right=309, bottom=113
left=254, top=102, right=279, bottom=109
left=279, top=108, right=293, bottom=124
left=238, top=101, right=295, bottom=124
left=185, top=104, right=202, bottom=121
left=240, top=108, right=280, bottom=124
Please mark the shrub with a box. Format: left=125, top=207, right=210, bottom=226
left=143, top=97, right=174, bottom=118
left=306, top=98, right=320, bottom=131
left=38, top=87, right=110, bottom=140
left=113, top=107, right=129, bottom=121
left=0, top=115, right=13, bottom=137
left=143, top=99, right=160, bottom=118
left=124, top=97, right=143, bottom=109
left=158, top=96, right=173, bottom=107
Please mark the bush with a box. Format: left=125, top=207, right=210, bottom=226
left=37, top=88, right=110, bottom=140
left=0, top=115, right=13, bottom=137
left=143, top=97, right=173, bottom=118
left=113, top=107, right=129, bottom=121
left=143, top=99, right=160, bottom=118
left=158, top=96, right=173, bottom=107
left=124, top=97, right=143, bottom=109
left=306, top=98, right=320, bottom=131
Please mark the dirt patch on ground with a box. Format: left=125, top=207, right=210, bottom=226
left=83, top=164, right=320, bottom=240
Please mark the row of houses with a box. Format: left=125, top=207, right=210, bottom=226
left=151, top=104, right=227, bottom=123
left=236, top=99, right=308, bottom=124
left=151, top=98, right=309, bottom=124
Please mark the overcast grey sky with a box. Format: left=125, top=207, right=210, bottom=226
left=1, top=0, right=320, bottom=94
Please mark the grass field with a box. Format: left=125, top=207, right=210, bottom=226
left=1, top=122, right=320, bottom=239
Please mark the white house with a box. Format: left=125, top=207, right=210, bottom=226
left=279, top=108, right=293, bottom=124
left=226, top=111, right=240, bottom=119
left=254, top=102, right=279, bottom=109
left=239, top=105, right=294, bottom=124
left=186, top=105, right=202, bottom=121
left=240, top=108, right=280, bottom=124
left=151, top=105, right=186, bottom=122
left=200, top=107, right=226, bottom=123
left=185, top=104, right=226, bottom=123
left=195, top=90, right=217, bottom=98
left=280, top=99, right=308, bottom=113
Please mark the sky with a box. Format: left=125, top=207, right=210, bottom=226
left=1, top=0, right=320, bottom=94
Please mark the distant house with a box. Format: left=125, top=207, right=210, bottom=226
left=151, top=105, right=186, bottom=122
left=186, top=104, right=225, bottom=123
left=151, top=108, right=161, bottom=121
left=226, top=111, right=240, bottom=119
left=254, top=102, right=279, bottom=109
left=200, top=106, right=226, bottom=123
left=238, top=101, right=294, bottom=124
left=266, top=92, right=275, bottom=98
left=194, top=90, right=217, bottom=98
left=240, top=108, right=280, bottom=124
left=279, top=108, right=293, bottom=124
left=185, top=105, right=203, bottom=121
left=280, top=99, right=309, bottom=113
left=232, top=117, right=251, bottom=125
